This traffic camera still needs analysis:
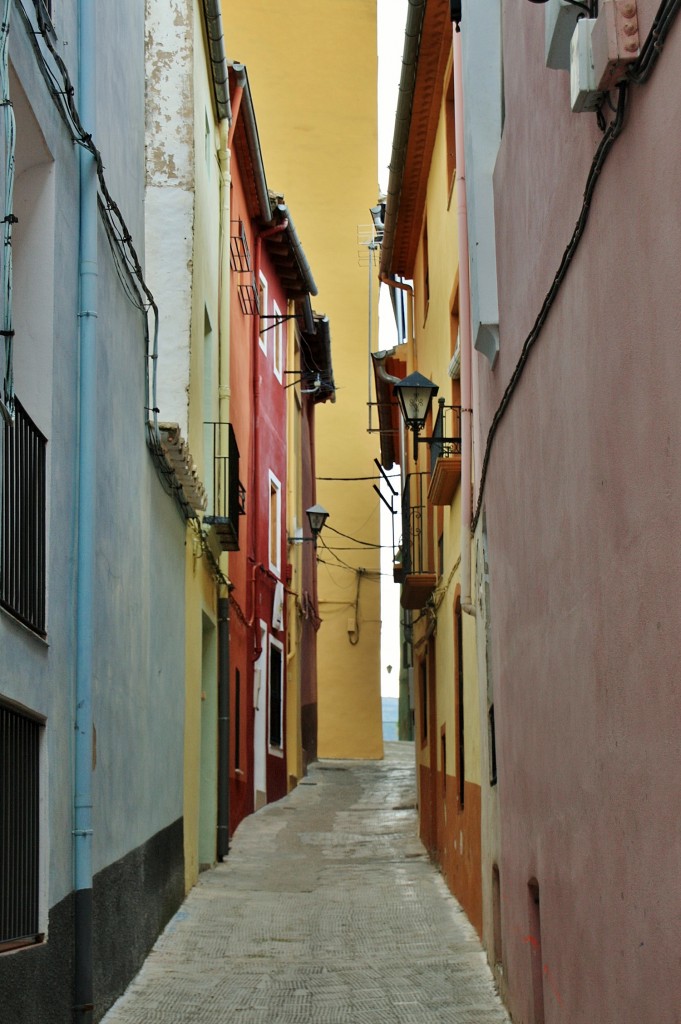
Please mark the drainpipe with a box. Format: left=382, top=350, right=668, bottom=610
left=217, top=595, right=230, bottom=859
left=216, top=120, right=231, bottom=861
left=74, top=0, right=97, bottom=1019
left=453, top=29, right=475, bottom=617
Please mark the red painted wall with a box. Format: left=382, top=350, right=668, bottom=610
left=228, top=155, right=289, bottom=826
left=479, top=4, right=681, bottom=1021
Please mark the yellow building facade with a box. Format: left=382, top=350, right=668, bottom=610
left=225, top=1, right=383, bottom=760
left=146, top=1, right=232, bottom=891
left=378, top=0, right=482, bottom=933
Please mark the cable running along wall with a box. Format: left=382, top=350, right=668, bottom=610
left=471, top=0, right=681, bottom=533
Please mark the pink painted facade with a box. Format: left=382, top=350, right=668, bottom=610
left=471, top=2, right=681, bottom=1020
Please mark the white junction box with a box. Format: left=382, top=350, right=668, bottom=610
left=570, top=0, right=640, bottom=112
left=570, top=17, right=599, bottom=112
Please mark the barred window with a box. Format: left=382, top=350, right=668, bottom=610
left=1, top=398, right=47, bottom=636
left=0, top=699, right=44, bottom=950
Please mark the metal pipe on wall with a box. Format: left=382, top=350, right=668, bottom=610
left=453, top=28, right=475, bottom=617
left=74, top=0, right=97, bottom=1018
left=217, top=596, right=231, bottom=860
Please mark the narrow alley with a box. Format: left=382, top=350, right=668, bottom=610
left=102, top=744, right=509, bottom=1024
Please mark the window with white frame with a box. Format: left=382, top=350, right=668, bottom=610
left=258, top=272, right=268, bottom=354
left=268, top=471, right=281, bottom=576
left=273, top=301, right=283, bottom=382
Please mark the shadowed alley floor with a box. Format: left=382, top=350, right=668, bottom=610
left=102, top=742, right=509, bottom=1024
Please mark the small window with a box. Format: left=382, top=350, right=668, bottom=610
left=268, top=640, right=284, bottom=750
left=0, top=699, right=44, bottom=950
left=268, top=472, right=281, bottom=576
left=272, top=301, right=283, bottom=382
left=258, top=273, right=268, bottom=353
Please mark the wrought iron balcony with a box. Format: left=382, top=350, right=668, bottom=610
left=428, top=398, right=462, bottom=505
left=203, top=422, right=244, bottom=552
left=397, top=471, right=437, bottom=609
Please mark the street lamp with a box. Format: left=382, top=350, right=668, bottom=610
left=393, top=372, right=439, bottom=461
left=306, top=504, right=329, bottom=542
left=289, top=504, right=330, bottom=547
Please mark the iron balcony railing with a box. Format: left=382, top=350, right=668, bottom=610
left=429, top=398, right=462, bottom=472
left=203, top=422, right=244, bottom=551
left=398, top=471, right=430, bottom=577
left=1, top=398, right=47, bottom=636
left=0, top=701, right=42, bottom=950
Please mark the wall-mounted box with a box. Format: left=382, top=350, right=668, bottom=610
left=570, top=17, right=599, bottom=112
left=545, top=0, right=583, bottom=70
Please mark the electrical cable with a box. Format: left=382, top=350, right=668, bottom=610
left=472, top=0, right=681, bottom=532
left=325, top=524, right=385, bottom=548
left=0, top=0, right=15, bottom=421
left=627, top=0, right=681, bottom=82
left=15, top=0, right=182, bottom=514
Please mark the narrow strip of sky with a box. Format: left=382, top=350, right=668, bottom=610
left=377, top=0, right=408, bottom=700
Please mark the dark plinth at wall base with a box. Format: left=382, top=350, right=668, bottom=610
left=0, top=891, right=75, bottom=1024
left=0, top=817, right=184, bottom=1024
left=93, top=817, right=184, bottom=1018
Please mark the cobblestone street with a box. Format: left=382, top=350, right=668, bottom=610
left=102, top=743, right=509, bottom=1024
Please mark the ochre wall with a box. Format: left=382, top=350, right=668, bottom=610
left=409, top=52, right=482, bottom=933
left=224, top=0, right=383, bottom=760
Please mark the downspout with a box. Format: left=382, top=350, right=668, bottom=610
left=217, top=596, right=230, bottom=859
left=453, top=29, right=475, bottom=617
left=74, top=0, right=96, bottom=1019
left=205, top=8, right=232, bottom=863
left=215, top=133, right=232, bottom=852
left=217, top=121, right=232, bottom=454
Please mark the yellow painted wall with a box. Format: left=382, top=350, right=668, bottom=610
left=409, top=57, right=480, bottom=791
left=183, top=5, right=224, bottom=890
left=225, top=1, right=383, bottom=759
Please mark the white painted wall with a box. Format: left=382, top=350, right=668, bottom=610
left=145, top=0, right=195, bottom=438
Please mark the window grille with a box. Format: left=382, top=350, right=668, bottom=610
left=1, top=398, right=47, bottom=636
left=0, top=701, right=42, bottom=950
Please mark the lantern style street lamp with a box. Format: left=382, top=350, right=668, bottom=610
left=305, top=504, right=329, bottom=543
left=393, top=372, right=440, bottom=461
left=288, top=504, right=330, bottom=547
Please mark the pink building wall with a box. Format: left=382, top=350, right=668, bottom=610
left=479, top=4, right=681, bottom=1021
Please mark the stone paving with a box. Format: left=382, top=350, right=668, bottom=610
left=102, top=742, right=510, bottom=1024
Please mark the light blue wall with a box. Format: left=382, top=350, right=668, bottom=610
left=0, top=0, right=186, bottom=915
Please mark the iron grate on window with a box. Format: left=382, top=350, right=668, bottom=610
left=0, top=702, right=42, bottom=950
left=1, top=398, right=47, bottom=636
